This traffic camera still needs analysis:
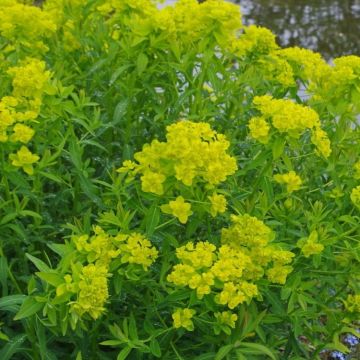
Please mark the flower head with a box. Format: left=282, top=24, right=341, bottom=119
left=161, top=196, right=192, bottom=224
left=9, top=146, right=39, bottom=175
left=172, top=308, right=196, bottom=331
left=274, top=171, right=302, bottom=193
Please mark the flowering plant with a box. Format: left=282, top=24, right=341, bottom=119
left=0, top=1, right=359, bottom=359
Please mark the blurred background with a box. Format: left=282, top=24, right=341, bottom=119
left=164, top=0, right=360, bottom=60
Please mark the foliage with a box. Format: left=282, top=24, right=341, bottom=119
left=0, top=0, right=359, bottom=359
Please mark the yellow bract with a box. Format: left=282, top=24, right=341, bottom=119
left=344, top=294, right=360, bottom=313
left=251, top=95, right=331, bottom=158
left=71, top=264, right=109, bottom=320
left=351, top=186, right=360, bottom=208
left=274, top=171, right=303, bottom=193
left=161, top=196, right=193, bottom=224
left=57, top=226, right=158, bottom=320
left=297, top=230, right=324, bottom=258
left=118, top=121, right=237, bottom=194
left=2, top=58, right=52, bottom=173
left=248, top=116, right=270, bottom=144
left=208, top=193, right=227, bottom=217
left=214, top=311, right=238, bottom=329
left=172, top=308, right=196, bottom=331
left=9, top=146, right=39, bottom=175
left=168, top=214, right=295, bottom=312
left=0, top=1, right=56, bottom=53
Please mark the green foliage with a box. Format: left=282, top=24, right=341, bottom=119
left=0, top=0, right=359, bottom=359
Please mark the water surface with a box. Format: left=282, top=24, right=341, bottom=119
left=236, top=0, right=360, bottom=59
left=164, top=0, right=360, bottom=59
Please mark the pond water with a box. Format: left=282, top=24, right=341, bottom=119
left=164, top=0, right=360, bottom=60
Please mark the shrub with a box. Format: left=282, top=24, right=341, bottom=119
left=0, top=0, right=359, bottom=359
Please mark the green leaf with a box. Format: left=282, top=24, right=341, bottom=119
left=38, top=171, right=64, bottom=184
left=236, top=342, right=277, bottom=360
left=19, top=210, right=42, bottom=221
left=145, top=205, right=160, bottom=236
left=100, top=340, right=123, bottom=346
left=128, top=314, right=138, bottom=340
left=36, top=272, right=63, bottom=287
left=14, top=296, right=44, bottom=320
left=0, top=334, right=27, bottom=360
left=0, top=212, right=18, bottom=226
left=109, top=65, right=132, bottom=85
left=136, top=53, right=148, bottom=74
left=117, top=347, right=132, bottom=360
left=0, top=295, right=26, bottom=312
left=26, top=254, right=51, bottom=273
left=215, top=344, right=234, bottom=360
left=194, top=353, right=216, bottom=360
left=0, top=256, right=8, bottom=296
left=272, top=137, right=285, bottom=160
left=149, top=338, right=161, bottom=358
left=112, top=99, right=128, bottom=126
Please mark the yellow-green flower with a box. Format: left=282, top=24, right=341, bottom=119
left=130, top=121, right=237, bottom=190
left=141, top=171, right=166, bottom=195
left=311, top=127, right=331, bottom=158
left=161, top=196, right=192, bottom=224
left=248, top=116, right=270, bottom=144
left=354, top=161, right=360, bottom=179
left=11, top=123, right=35, bottom=143
left=266, top=265, right=293, bottom=284
left=344, top=294, right=360, bottom=313
left=9, top=146, right=39, bottom=175
left=208, top=193, right=227, bottom=217
left=117, top=232, right=158, bottom=270
left=172, top=308, right=196, bottom=331
left=71, top=264, right=109, bottom=320
left=188, top=271, right=215, bottom=299
left=214, top=311, right=238, bottom=329
left=350, top=185, right=360, bottom=208
left=274, top=171, right=302, bottom=193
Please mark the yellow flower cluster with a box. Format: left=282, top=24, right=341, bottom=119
left=253, top=95, right=320, bottom=135
left=311, top=127, right=332, bottom=158
left=73, top=226, right=158, bottom=270
left=0, top=0, right=56, bottom=53
left=1, top=58, right=52, bottom=174
left=8, top=146, right=39, bottom=175
left=221, top=214, right=272, bottom=248
left=221, top=214, right=294, bottom=285
left=250, top=95, right=331, bottom=157
left=57, top=226, right=158, bottom=320
left=115, top=232, right=159, bottom=270
left=350, top=186, right=360, bottom=208
left=274, top=171, right=303, bottom=193
left=98, top=0, right=241, bottom=52
left=72, top=226, right=120, bottom=266
left=161, top=196, right=193, bottom=224
left=297, top=230, right=324, bottom=258
left=172, top=308, right=196, bottom=331
left=344, top=294, right=360, bottom=313
left=278, top=47, right=329, bottom=83
left=118, top=121, right=237, bottom=194
left=168, top=214, right=294, bottom=317
left=258, top=54, right=296, bottom=88
left=208, top=193, right=227, bottom=217
left=71, top=264, right=109, bottom=320
left=214, top=311, right=237, bottom=329
left=311, top=55, right=360, bottom=112
left=248, top=117, right=270, bottom=144
left=354, top=161, right=360, bottom=180
left=231, top=25, right=278, bottom=57
left=8, top=58, right=51, bottom=99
